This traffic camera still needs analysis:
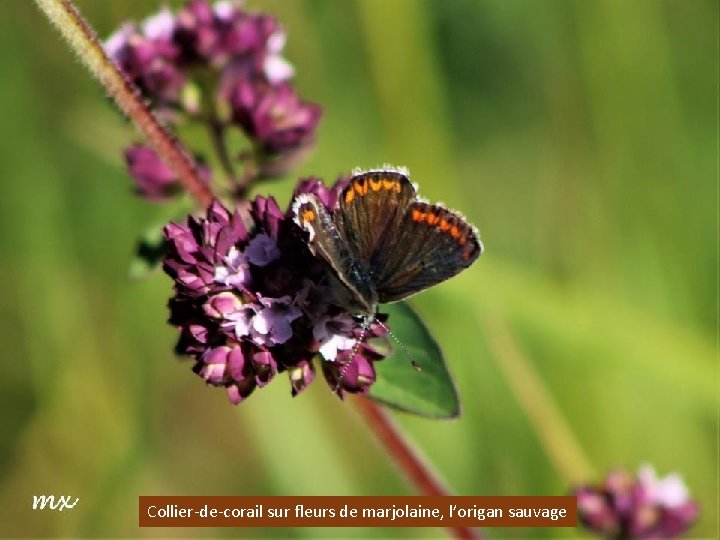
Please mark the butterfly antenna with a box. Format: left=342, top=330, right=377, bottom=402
left=335, top=315, right=421, bottom=392
left=373, top=318, right=422, bottom=372
left=336, top=316, right=372, bottom=391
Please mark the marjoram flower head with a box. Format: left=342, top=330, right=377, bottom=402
left=163, top=177, right=388, bottom=404
left=574, top=464, right=699, bottom=539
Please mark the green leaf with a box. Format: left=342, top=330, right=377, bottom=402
left=369, top=302, right=461, bottom=419
left=128, top=200, right=196, bottom=281
left=128, top=224, right=166, bottom=280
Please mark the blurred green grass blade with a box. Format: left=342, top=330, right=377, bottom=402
left=354, top=0, right=455, bottom=187
left=482, top=311, right=595, bottom=484
left=370, top=302, right=460, bottom=419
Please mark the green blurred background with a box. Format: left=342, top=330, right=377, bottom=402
left=0, top=0, right=717, bottom=538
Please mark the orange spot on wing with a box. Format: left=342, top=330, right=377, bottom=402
left=411, top=209, right=425, bottom=222
left=426, top=213, right=440, bottom=225
left=439, top=219, right=451, bottom=231
left=382, top=179, right=395, bottom=190
left=450, top=226, right=461, bottom=238
left=345, top=189, right=355, bottom=204
left=301, top=209, right=316, bottom=223
left=369, top=179, right=382, bottom=191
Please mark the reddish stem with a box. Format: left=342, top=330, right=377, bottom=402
left=353, top=396, right=483, bottom=540
left=37, top=0, right=213, bottom=208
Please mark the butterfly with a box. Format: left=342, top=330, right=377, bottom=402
left=292, top=167, right=482, bottom=316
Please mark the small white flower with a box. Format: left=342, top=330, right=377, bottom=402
left=142, top=7, right=174, bottom=40
left=104, top=23, right=134, bottom=59
left=267, top=30, right=286, bottom=53
left=251, top=296, right=302, bottom=344
left=214, top=247, right=250, bottom=286
left=314, top=314, right=357, bottom=361
left=214, top=0, right=243, bottom=20
left=264, top=55, right=294, bottom=84
left=637, top=464, right=690, bottom=508
left=319, top=333, right=356, bottom=361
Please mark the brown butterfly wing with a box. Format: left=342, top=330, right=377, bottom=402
left=373, top=201, right=482, bottom=304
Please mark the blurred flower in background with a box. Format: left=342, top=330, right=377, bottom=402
left=226, top=80, right=321, bottom=170
left=104, top=0, right=322, bottom=201
left=124, top=144, right=211, bottom=201
left=574, top=464, right=699, bottom=539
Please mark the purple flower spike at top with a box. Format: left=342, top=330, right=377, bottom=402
left=107, top=1, right=322, bottom=198
left=575, top=464, right=699, bottom=539
left=174, top=0, right=226, bottom=64
left=229, top=80, right=322, bottom=154
left=106, top=0, right=297, bottom=104
left=162, top=178, right=389, bottom=404
left=105, top=13, right=184, bottom=105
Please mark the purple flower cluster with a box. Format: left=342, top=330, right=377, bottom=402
left=574, top=464, right=699, bottom=539
left=163, top=178, right=388, bottom=403
left=105, top=0, right=321, bottom=201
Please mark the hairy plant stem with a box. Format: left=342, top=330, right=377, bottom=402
left=208, top=121, right=238, bottom=181
left=35, top=3, right=477, bottom=536
left=353, top=396, right=483, bottom=540
left=35, top=0, right=213, bottom=208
